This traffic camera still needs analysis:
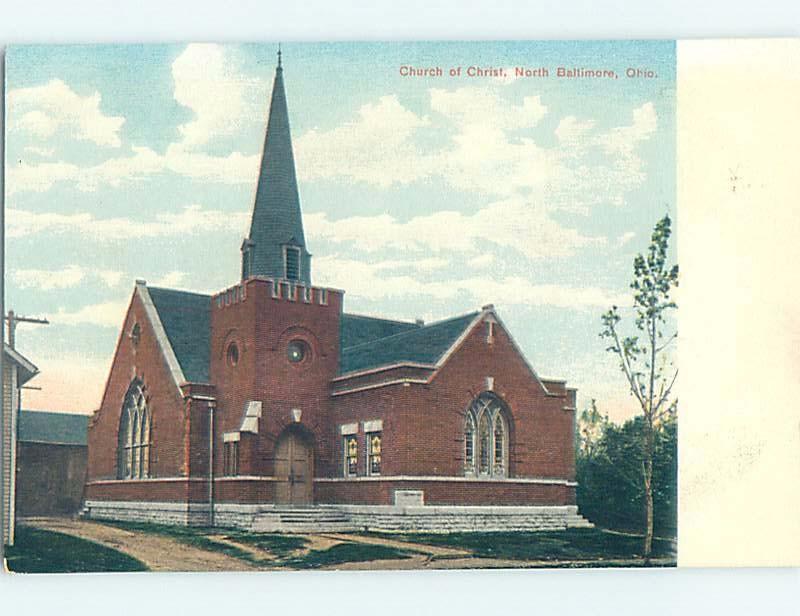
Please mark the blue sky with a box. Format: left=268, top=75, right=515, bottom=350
left=4, top=41, right=676, bottom=418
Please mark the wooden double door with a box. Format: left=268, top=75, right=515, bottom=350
left=274, top=430, right=314, bottom=505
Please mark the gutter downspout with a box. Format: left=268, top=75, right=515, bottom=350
left=208, top=400, right=216, bottom=527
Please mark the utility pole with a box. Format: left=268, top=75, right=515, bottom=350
left=4, top=310, right=49, bottom=349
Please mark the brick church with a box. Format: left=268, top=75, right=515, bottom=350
left=85, top=53, right=589, bottom=532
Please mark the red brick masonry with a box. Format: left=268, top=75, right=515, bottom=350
left=86, top=280, right=577, bottom=514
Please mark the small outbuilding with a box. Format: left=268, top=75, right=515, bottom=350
left=15, top=410, right=89, bottom=517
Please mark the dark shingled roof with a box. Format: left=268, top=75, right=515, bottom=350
left=18, top=410, right=88, bottom=446
left=339, top=311, right=479, bottom=375
left=148, top=286, right=211, bottom=383
left=245, top=60, right=311, bottom=284
left=340, top=314, right=421, bottom=349
left=144, top=285, right=477, bottom=381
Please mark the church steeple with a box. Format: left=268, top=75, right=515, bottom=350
left=241, top=49, right=311, bottom=284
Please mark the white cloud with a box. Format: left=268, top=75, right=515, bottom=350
left=7, top=147, right=159, bottom=194
left=315, top=255, right=626, bottom=309
left=555, top=116, right=596, bottom=145
left=6, top=145, right=260, bottom=195
left=493, top=68, right=520, bottom=86
left=97, top=270, right=124, bottom=287
left=5, top=55, right=659, bottom=225
left=295, top=87, right=553, bottom=196
left=617, top=231, right=636, bottom=247
left=8, top=79, right=125, bottom=147
left=307, top=197, right=603, bottom=260
left=162, top=144, right=259, bottom=183
left=429, top=87, right=547, bottom=131
left=53, top=299, right=130, bottom=328
left=6, top=204, right=249, bottom=242
left=295, top=87, right=657, bottom=208
left=172, top=44, right=263, bottom=149
left=23, top=145, right=55, bottom=158
left=295, top=95, right=430, bottom=187
left=10, top=265, right=125, bottom=291
left=6, top=45, right=263, bottom=196
left=597, top=102, right=657, bottom=155
left=152, top=271, right=187, bottom=287
left=11, top=264, right=85, bottom=290
left=16, top=110, right=58, bottom=139
left=467, top=253, right=496, bottom=269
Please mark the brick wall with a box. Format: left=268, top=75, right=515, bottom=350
left=315, top=479, right=575, bottom=506
left=86, top=284, right=577, bottom=511
left=87, top=288, right=191, bottom=488
left=209, top=279, right=343, bottom=479
left=329, top=315, right=576, bottom=489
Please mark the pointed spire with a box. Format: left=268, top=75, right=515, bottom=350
left=242, top=50, right=311, bottom=284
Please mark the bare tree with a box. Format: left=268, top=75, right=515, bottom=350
left=601, top=214, right=678, bottom=558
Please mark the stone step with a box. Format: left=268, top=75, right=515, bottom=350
left=251, top=521, right=359, bottom=534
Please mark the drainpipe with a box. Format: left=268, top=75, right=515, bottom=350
left=208, top=400, right=216, bottom=527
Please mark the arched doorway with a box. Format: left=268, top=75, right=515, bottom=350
left=274, top=427, right=314, bottom=505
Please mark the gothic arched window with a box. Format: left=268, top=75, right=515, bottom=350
left=464, top=393, right=509, bottom=478
left=493, top=413, right=507, bottom=476
left=464, top=412, right=476, bottom=474
left=478, top=411, right=491, bottom=475
left=117, top=380, right=151, bottom=479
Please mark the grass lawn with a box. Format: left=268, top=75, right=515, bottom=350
left=7, top=521, right=673, bottom=573
left=222, top=529, right=309, bottom=559
left=101, top=520, right=413, bottom=569
left=101, top=520, right=278, bottom=566
left=5, top=526, right=148, bottom=574
left=368, top=527, right=676, bottom=566
left=286, top=542, right=412, bottom=569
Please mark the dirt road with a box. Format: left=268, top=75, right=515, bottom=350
left=21, top=517, right=258, bottom=572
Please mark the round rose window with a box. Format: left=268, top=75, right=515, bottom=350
left=287, top=340, right=309, bottom=364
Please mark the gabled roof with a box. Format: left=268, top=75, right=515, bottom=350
left=340, top=313, right=421, bottom=350
left=18, top=410, right=88, bottom=446
left=339, top=311, right=479, bottom=375
left=147, top=286, right=211, bottom=383
left=3, top=343, right=38, bottom=385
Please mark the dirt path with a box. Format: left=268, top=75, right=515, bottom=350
left=319, top=533, right=471, bottom=558
left=21, top=518, right=258, bottom=572
left=19, top=518, right=673, bottom=572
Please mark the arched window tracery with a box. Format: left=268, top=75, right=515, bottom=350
left=117, top=380, right=151, bottom=479
left=478, top=412, right=491, bottom=475
left=464, top=392, right=509, bottom=478
left=464, top=413, right=476, bottom=474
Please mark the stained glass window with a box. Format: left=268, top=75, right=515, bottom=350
left=465, top=393, right=509, bottom=478
left=344, top=435, right=358, bottom=476
left=367, top=433, right=381, bottom=475
left=478, top=412, right=491, bottom=475
left=493, top=414, right=506, bottom=475
left=117, top=381, right=151, bottom=479
left=464, top=413, right=476, bottom=473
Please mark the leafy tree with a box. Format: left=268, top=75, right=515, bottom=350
left=576, top=413, right=677, bottom=539
left=600, top=214, right=678, bottom=558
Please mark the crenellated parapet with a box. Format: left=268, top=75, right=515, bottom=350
left=213, top=277, right=341, bottom=311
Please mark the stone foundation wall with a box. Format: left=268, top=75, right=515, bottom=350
left=83, top=500, right=211, bottom=526
left=83, top=500, right=592, bottom=533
